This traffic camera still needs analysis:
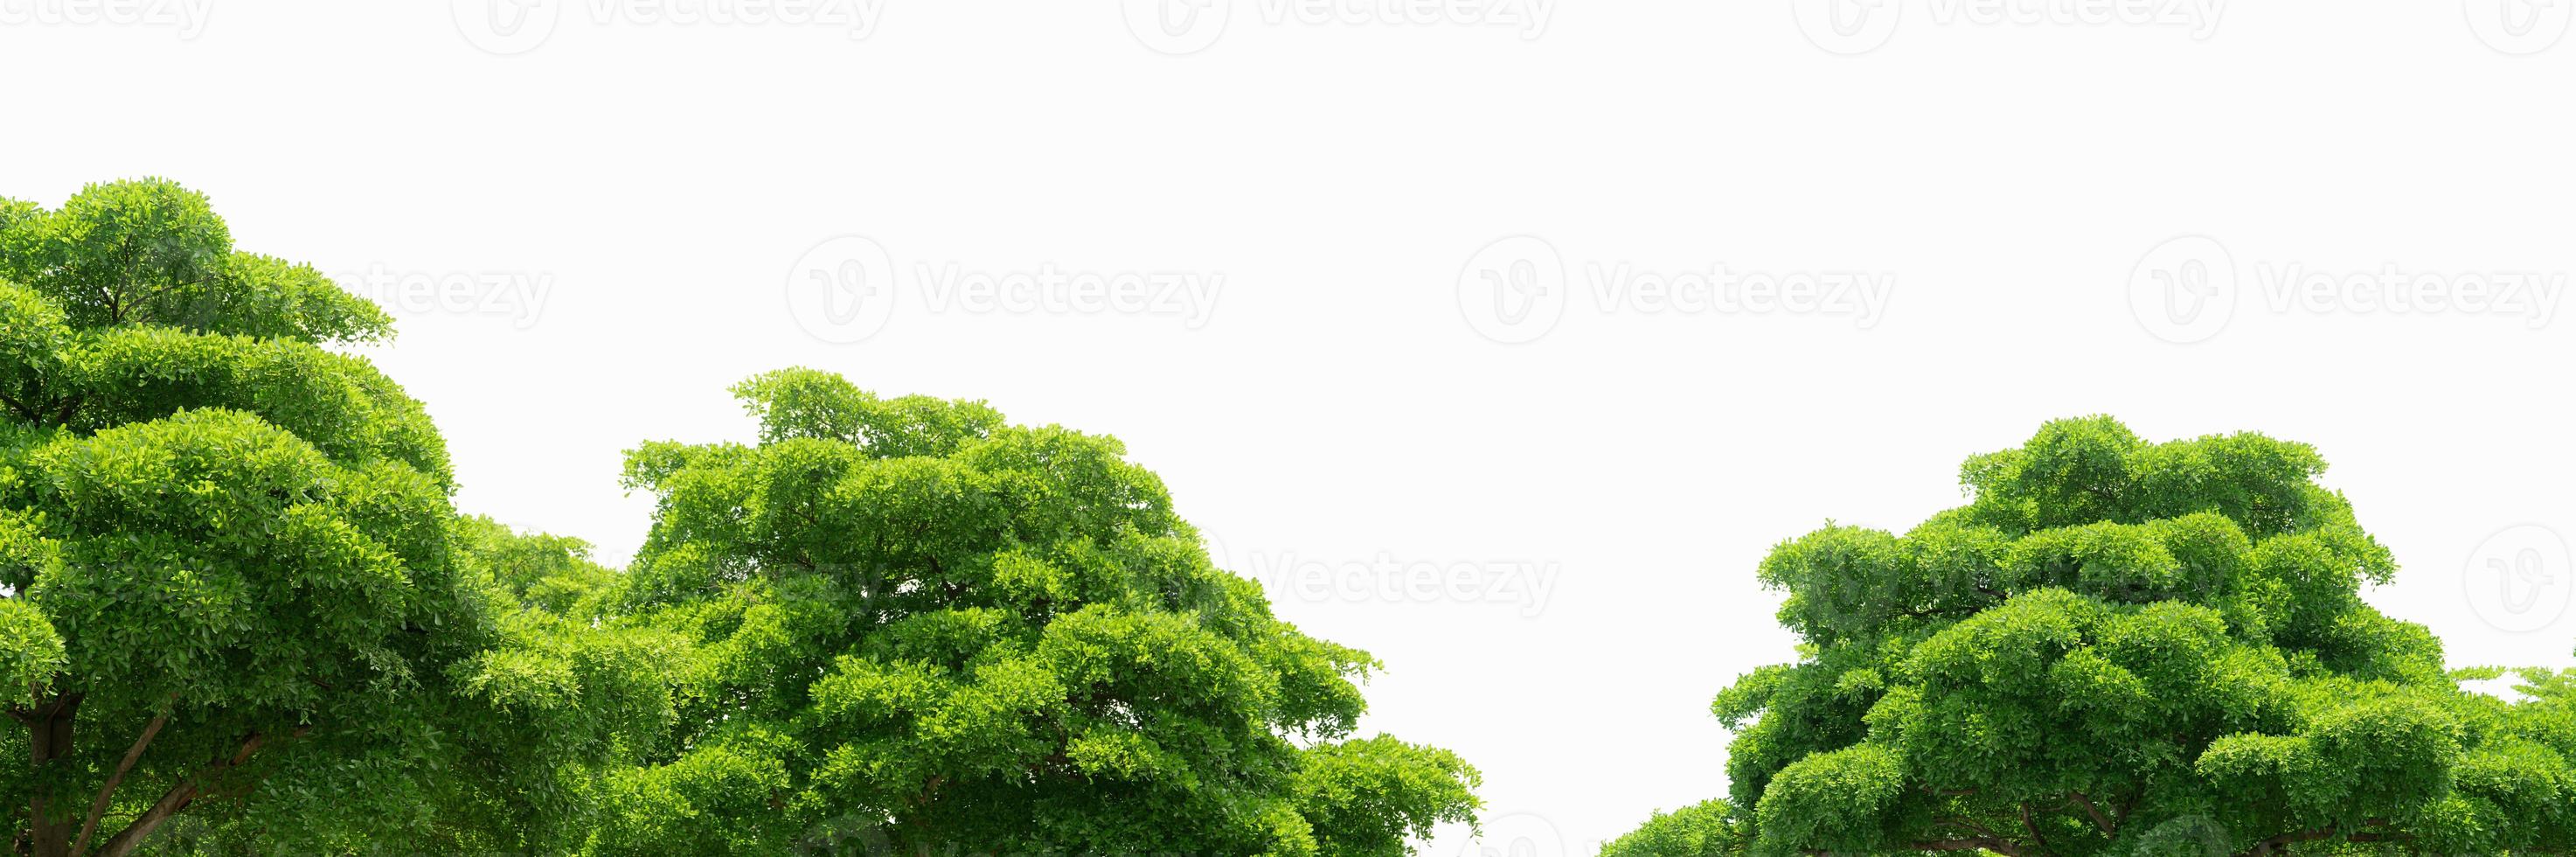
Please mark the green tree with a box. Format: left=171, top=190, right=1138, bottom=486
left=584, top=367, right=1481, bottom=855
left=1615, top=418, right=2576, bottom=855
left=0, top=179, right=647, bottom=855
left=1597, top=799, right=1745, bottom=857
left=128, top=516, right=677, bottom=855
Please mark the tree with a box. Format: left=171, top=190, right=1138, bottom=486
left=0, top=179, right=649, bottom=855
left=1612, top=418, right=2576, bottom=855
left=584, top=367, right=1481, bottom=855
left=1597, top=799, right=1745, bottom=857
left=130, top=515, right=682, bottom=856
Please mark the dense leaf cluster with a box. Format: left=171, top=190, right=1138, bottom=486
left=0, top=180, right=1480, bottom=856
left=579, top=368, right=1478, bottom=855
left=0, top=179, right=579, bottom=857
left=1614, top=419, right=2576, bottom=855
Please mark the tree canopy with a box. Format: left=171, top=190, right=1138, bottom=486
left=61, top=175, right=2575, bottom=857
left=1611, top=418, right=2576, bottom=856
left=577, top=367, right=1481, bottom=855
left=0, top=178, right=1482, bottom=855
left=0, top=180, right=672, bottom=856
left=1599, top=799, right=1746, bottom=857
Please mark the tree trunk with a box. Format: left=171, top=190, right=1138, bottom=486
left=24, top=693, right=81, bottom=857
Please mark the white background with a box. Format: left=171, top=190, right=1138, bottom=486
left=6, top=1, right=2575, bottom=853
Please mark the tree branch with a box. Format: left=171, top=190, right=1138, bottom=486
left=1809, top=843, right=2019, bottom=856
left=1933, top=816, right=2003, bottom=841
left=1911, top=839, right=2024, bottom=855
left=2067, top=791, right=2114, bottom=834
left=2235, top=819, right=2402, bottom=857
left=92, top=731, right=267, bottom=857
left=71, top=709, right=170, bottom=857
left=0, top=389, right=43, bottom=424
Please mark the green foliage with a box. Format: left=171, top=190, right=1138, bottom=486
left=0, top=598, right=66, bottom=704
left=0, top=179, right=631, bottom=857
left=1613, top=417, right=2576, bottom=855
left=583, top=367, right=1480, bottom=855
left=1293, top=736, right=1482, bottom=857
left=135, top=518, right=677, bottom=856
left=0, top=179, right=388, bottom=343
left=1597, top=799, right=1745, bottom=857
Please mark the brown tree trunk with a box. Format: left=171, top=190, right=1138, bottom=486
left=24, top=693, right=81, bottom=857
